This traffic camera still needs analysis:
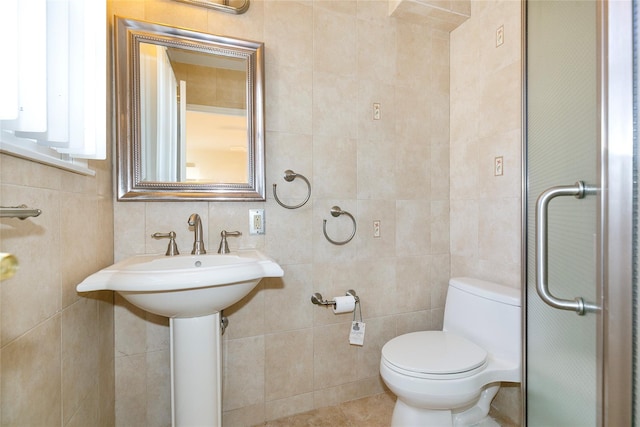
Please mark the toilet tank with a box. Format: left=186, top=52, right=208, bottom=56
left=443, top=277, right=521, bottom=365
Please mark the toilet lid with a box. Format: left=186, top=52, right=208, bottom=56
left=381, top=331, right=487, bottom=377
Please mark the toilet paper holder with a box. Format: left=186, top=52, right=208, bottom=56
left=311, top=289, right=359, bottom=307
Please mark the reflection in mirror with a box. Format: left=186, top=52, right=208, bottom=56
left=115, top=17, right=265, bottom=201
left=139, top=43, right=248, bottom=183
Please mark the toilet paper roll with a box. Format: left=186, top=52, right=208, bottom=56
left=333, top=295, right=356, bottom=314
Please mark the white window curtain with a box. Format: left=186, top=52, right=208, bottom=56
left=0, top=0, right=106, bottom=164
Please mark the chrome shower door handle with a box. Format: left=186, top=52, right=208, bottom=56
left=535, top=181, right=600, bottom=315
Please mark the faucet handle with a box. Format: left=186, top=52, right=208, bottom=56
left=151, top=231, right=180, bottom=256
left=218, top=230, right=242, bottom=254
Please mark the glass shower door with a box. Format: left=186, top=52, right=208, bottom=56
left=525, top=1, right=601, bottom=425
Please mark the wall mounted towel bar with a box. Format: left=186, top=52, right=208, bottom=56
left=0, top=205, right=42, bottom=220
left=323, top=206, right=356, bottom=245
left=273, top=170, right=311, bottom=209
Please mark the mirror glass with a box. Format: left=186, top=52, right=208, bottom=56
left=115, top=17, right=265, bottom=201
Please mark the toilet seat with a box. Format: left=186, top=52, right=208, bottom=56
left=381, top=331, right=488, bottom=380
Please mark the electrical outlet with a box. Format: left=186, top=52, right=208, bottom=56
left=373, top=103, right=381, bottom=120
left=496, top=25, right=504, bottom=47
left=373, top=220, right=381, bottom=238
left=494, top=156, right=504, bottom=176
left=249, top=209, right=265, bottom=235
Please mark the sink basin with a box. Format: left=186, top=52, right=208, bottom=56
left=76, top=249, right=283, bottom=317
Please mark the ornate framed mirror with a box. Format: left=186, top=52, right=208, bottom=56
left=115, top=17, right=265, bottom=201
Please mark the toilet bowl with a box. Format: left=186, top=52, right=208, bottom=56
left=380, top=277, right=521, bottom=427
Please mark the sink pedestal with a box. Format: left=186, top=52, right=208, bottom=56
left=170, top=313, right=222, bottom=426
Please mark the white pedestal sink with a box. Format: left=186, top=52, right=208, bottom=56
left=77, top=249, right=283, bottom=426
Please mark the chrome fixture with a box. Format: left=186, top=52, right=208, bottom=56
left=0, top=205, right=42, bottom=219
left=535, top=181, right=600, bottom=315
left=322, top=206, right=357, bottom=245
left=311, top=289, right=359, bottom=307
left=188, top=214, right=206, bottom=255
left=151, top=231, right=179, bottom=256
left=217, top=230, right=241, bottom=254
left=273, top=169, right=312, bottom=209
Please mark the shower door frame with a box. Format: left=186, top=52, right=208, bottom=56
left=521, top=0, right=634, bottom=425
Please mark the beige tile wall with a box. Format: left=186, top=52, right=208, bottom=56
left=0, top=151, right=115, bottom=425
left=450, top=0, right=522, bottom=423
left=110, top=0, right=451, bottom=425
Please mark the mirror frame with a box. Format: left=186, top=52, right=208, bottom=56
left=172, top=0, right=250, bottom=15
left=115, top=16, right=265, bottom=201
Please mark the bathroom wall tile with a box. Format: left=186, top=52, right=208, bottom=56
left=264, top=200, right=313, bottom=266
left=394, top=85, right=431, bottom=142
left=356, top=0, right=389, bottom=23
left=396, top=138, right=431, bottom=201
left=357, top=79, right=396, bottom=143
left=264, top=0, right=313, bottom=70
left=395, top=256, right=431, bottom=313
left=65, top=387, right=99, bottom=427
left=265, top=330, right=313, bottom=401
left=394, top=310, right=431, bottom=336
left=396, top=23, right=433, bottom=87
left=395, top=200, right=431, bottom=257
left=62, top=299, right=100, bottom=425
left=353, top=259, right=397, bottom=318
left=223, top=402, right=266, bottom=427
left=430, top=200, right=450, bottom=254
left=312, top=136, right=357, bottom=200
left=0, top=153, right=62, bottom=190
left=147, top=349, right=172, bottom=427
left=478, top=197, right=520, bottom=266
left=314, top=0, right=357, bottom=16
left=478, top=129, right=522, bottom=200
left=1, top=316, right=61, bottom=425
left=145, top=312, right=170, bottom=352
left=61, top=194, right=100, bottom=308
left=430, top=143, right=450, bottom=201
left=264, top=264, right=313, bottom=333
left=265, top=392, right=314, bottom=422
left=313, top=323, right=358, bottom=390
left=114, top=294, right=148, bottom=356
left=224, top=282, right=265, bottom=339
left=357, top=18, right=396, bottom=85
left=450, top=138, right=479, bottom=201
left=313, top=377, right=384, bottom=409
left=430, top=253, right=450, bottom=309
left=356, top=199, right=397, bottom=260
left=312, top=72, right=358, bottom=139
left=478, top=62, right=522, bottom=140
left=113, top=202, right=146, bottom=262
left=223, top=335, right=265, bottom=411
left=449, top=199, right=478, bottom=257
left=265, top=64, right=313, bottom=135
left=313, top=7, right=357, bottom=77
left=206, top=0, right=265, bottom=42
left=357, top=138, right=396, bottom=200
left=0, top=185, right=61, bottom=346
left=115, top=353, right=147, bottom=425
left=145, top=0, right=209, bottom=32
left=355, top=316, right=396, bottom=380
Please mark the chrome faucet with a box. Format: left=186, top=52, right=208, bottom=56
left=187, top=213, right=206, bottom=255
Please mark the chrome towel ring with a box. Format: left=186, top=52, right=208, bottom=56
left=323, top=206, right=356, bottom=245
left=272, top=170, right=311, bottom=209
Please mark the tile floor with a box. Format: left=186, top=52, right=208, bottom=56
left=257, top=392, right=519, bottom=427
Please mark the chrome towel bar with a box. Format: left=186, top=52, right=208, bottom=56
left=0, top=205, right=42, bottom=220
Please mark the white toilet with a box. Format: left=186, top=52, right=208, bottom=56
left=380, top=277, right=521, bottom=427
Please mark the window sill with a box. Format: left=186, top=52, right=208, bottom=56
left=0, top=140, right=96, bottom=176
